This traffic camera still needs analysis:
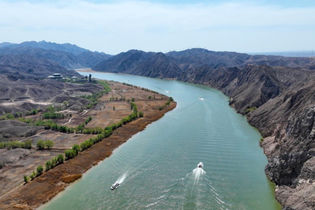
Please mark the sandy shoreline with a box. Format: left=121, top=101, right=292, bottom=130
left=0, top=76, right=176, bottom=209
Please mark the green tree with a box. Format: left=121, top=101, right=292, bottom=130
left=24, top=140, right=32, bottom=149
left=37, top=140, right=45, bottom=150
left=57, top=154, right=64, bottom=164
left=72, top=144, right=80, bottom=155
left=30, top=171, right=36, bottom=180
left=36, top=165, right=43, bottom=176
left=45, top=160, right=52, bottom=171
left=65, top=149, right=75, bottom=160
left=24, top=175, right=29, bottom=183
left=45, top=140, right=54, bottom=150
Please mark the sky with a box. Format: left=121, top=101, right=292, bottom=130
left=0, top=0, right=315, bottom=54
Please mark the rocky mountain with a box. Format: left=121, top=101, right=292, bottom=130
left=0, top=54, right=79, bottom=79
left=94, top=49, right=315, bottom=210
left=0, top=41, right=111, bottom=69
left=167, top=48, right=315, bottom=70
left=95, top=50, right=182, bottom=78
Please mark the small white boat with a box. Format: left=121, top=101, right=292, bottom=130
left=110, top=183, right=120, bottom=190
left=197, top=162, right=204, bottom=168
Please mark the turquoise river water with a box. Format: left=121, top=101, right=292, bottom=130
left=42, top=72, right=280, bottom=210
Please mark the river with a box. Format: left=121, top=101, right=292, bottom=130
left=42, top=72, right=280, bottom=210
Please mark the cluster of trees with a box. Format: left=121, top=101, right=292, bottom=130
left=19, top=116, right=101, bottom=134
left=42, top=111, right=64, bottom=119
left=0, top=140, right=32, bottom=150
left=159, top=97, right=174, bottom=110
left=23, top=102, right=144, bottom=183
left=0, top=113, right=16, bottom=120
left=109, top=97, right=126, bottom=101
left=26, top=109, right=39, bottom=116
left=24, top=154, right=64, bottom=183
left=65, top=144, right=80, bottom=160
left=0, top=109, right=40, bottom=121
left=79, top=127, right=113, bottom=151
left=36, top=140, right=54, bottom=150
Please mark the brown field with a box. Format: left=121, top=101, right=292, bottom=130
left=0, top=80, right=176, bottom=209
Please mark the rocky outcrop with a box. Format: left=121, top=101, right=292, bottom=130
left=94, top=49, right=315, bottom=209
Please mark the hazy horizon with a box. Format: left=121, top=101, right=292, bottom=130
left=0, top=0, right=315, bottom=54
left=2, top=40, right=315, bottom=57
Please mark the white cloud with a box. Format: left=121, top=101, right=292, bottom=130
left=0, top=0, right=314, bottom=53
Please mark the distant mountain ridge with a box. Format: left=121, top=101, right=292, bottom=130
left=0, top=41, right=111, bottom=69
left=95, top=48, right=315, bottom=73
left=252, top=51, right=315, bottom=57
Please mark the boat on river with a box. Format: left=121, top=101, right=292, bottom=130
left=111, top=183, right=120, bottom=190
left=197, top=162, right=204, bottom=168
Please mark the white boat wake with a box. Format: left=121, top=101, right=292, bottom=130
left=192, top=162, right=206, bottom=185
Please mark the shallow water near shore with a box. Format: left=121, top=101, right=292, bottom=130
left=42, top=72, right=280, bottom=210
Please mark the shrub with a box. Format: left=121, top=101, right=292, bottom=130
left=57, top=154, right=64, bottom=164
left=85, top=116, right=92, bottom=125
left=72, top=144, right=80, bottom=155
left=24, top=175, right=29, bottom=183
left=37, top=140, right=54, bottom=150
left=45, top=140, right=54, bottom=150
left=30, top=171, right=36, bottom=180
left=45, top=160, right=52, bottom=171
left=37, top=140, right=45, bottom=150
left=0, top=141, right=32, bottom=150
left=139, top=112, right=144, bottom=117
left=23, top=140, right=32, bottom=149
left=51, top=157, right=58, bottom=167
left=65, top=149, right=76, bottom=160
left=27, top=109, right=38, bottom=116
left=43, top=112, right=64, bottom=119
left=36, top=165, right=43, bottom=176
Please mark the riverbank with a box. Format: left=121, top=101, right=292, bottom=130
left=0, top=80, right=176, bottom=209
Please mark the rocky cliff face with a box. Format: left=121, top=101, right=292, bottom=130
left=94, top=49, right=315, bottom=209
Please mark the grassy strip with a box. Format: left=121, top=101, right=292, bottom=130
left=82, top=80, right=111, bottom=109
left=0, top=109, right=39, bottom=120
left=0, top=140, right=32, bottom=150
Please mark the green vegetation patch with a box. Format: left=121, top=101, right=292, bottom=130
left=82, top=80, right=111, bottom=109
left=24, top=102, right=144, bottom=183
left=159, top=97, right=174, bottom=111
left=0, top=140, right=32, bottom=150
left=36, top=140, right=54, bottom=150
left=245, top=106, right=257, bottom=114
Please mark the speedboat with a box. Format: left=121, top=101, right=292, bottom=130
left=197, top=162, right=204, bottom=168
left=110, top=183, right=120, bottom=190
